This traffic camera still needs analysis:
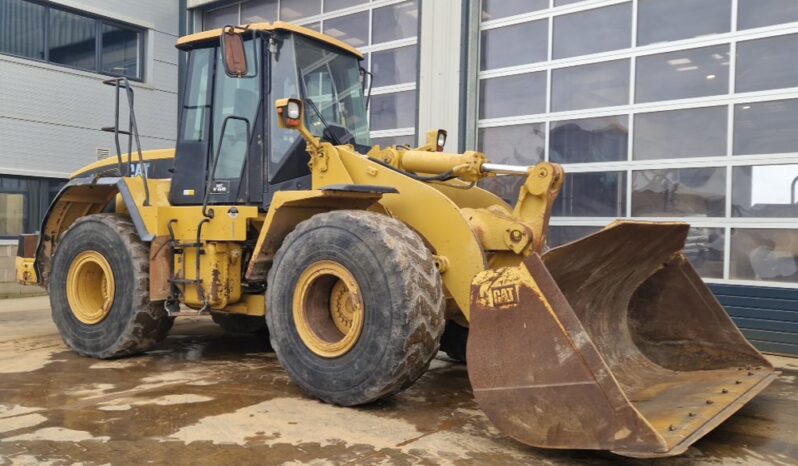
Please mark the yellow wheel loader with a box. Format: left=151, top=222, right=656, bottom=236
left=15, top=23, right=777, bottom=458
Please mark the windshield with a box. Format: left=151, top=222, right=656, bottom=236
left=295, top=36, right=369, bottom=145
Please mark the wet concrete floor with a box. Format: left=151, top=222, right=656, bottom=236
left=0, top=296, right=796, bottom=466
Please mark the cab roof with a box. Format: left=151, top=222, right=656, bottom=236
left=175, top=21, right=364, bottom=60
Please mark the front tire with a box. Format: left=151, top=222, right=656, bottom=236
left=267, top=211, right=445, bottom=406
left=49, top=214, right=172, bottom=359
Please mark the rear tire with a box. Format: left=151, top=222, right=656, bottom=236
left=267, top=210, right=445, bottom=406
left=49, top=214, right=171, bottom=359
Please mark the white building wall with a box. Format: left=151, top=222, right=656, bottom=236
left=0, top=0, right=180, bottom=179
left=0, top=0, right=180, bottom=296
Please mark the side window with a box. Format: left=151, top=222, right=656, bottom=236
left=181, top=48, right=213, bottom=142
left=269, top=36, right=302, bottom=165
left=211, top=39, right=261, bottom=180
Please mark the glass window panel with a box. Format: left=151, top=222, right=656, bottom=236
left=736, top=34, right=798, bottom=93
left=478, top=124, right=545, bottom=166
left=373, top=0, right=418, bottom=44
left=731, top=229, right=798, bottom=283
left=555, top=0, right=587, bottom=6
left=637, top=0, right=730, bottom=46
left=636, top=45, right=730, bottom=103
left=0, top=193, right=25, bottom=236
left=480, top=20, right=547, bottom=70
left=553, top=171, right=626, bottom=217
left=550, top=115, right=628, bottom=164
left=732, top=164, right=798, bottom=218
left=734, top=99, right=798, bottom=155
left=280, top=0, right=320, bottom=21
left=0, top=176, right=66, bottom=237
left=48, top=8, right=96, bottom=70
left=479, top=72, right=546, bottom=119
left=738, top=0, right=798, bottom=30
left=241, top=0, right=278, bottom=23
left=324, top=0, right=368, bottom=13
left=371, top=45, right=416, bottom=87
left=547, top=226, right=602, bottom=248
left=478, top=177, right=525, bottom=205
left=0, top=0, right=45, bottom=59
left=551, top=59, right=629, bottom=112
left=371, top=135, right=415, bottom=148
left=685, top=227, right=725, bottom=278
left=370, top=90, right=416, bottom=131
left=101, top=24, right=139, bottom=79
left=481, top=0, right=548, bottom=21
left=553, top=3, right=632, bottom=59
left=478, top=124, right=545, bottom=205
left=181, top=48, right=213, bottom=142
left=634, top=107, right=727, bottom=160
left=304, top=22, right=321, bottom=32
left=212, top=41, right=261, bottom=179
left=204, top=4, right=239, bottom=30
left=323, top=11, right=369, bottom=48
left=632, top=167, right=726, bottom=217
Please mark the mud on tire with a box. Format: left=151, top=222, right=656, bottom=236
left=49, top=214, right=172, bottom=359
left=267, top=210, right=445, bottom=406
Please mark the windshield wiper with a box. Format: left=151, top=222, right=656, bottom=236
left=304, top=98, right=343, bottom=145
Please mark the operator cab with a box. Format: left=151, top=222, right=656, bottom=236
left=171, top=23, right=370, bottom=207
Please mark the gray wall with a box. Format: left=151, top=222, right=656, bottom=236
left=0, top=0, right=180, bottom=179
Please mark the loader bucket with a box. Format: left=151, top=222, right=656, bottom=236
left=467, top=221, right=778, bottom=458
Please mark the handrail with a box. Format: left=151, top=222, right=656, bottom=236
left=101, top=77, right=150, bottom=206
left=201, top=115, right=251, bottom=219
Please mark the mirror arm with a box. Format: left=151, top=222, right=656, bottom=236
left=360, top=67, right=374, bottom=110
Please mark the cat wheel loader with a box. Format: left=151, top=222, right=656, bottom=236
left=15, top=23, right=777, bottom=458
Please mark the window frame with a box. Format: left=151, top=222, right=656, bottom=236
left=472, top=0, right=798, bottom=288
left=0, top=0, right=145, bottom=81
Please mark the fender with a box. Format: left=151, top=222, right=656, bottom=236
left=34, top=177, right=153, bottom=286
left=244, top=186, right=393, bottom=282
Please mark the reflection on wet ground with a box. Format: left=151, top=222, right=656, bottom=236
left=0, top=298, right=796, bottom=466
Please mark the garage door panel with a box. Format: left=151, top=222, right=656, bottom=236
left=732, top=317, right=798, bottom=334
left=727, top=306, right=798, bottom=323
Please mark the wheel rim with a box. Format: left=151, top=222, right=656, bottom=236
left=66, top=251, right=115, bottom=325
left=293, top=261, right=364, bottom=358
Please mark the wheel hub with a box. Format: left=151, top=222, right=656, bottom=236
left=66, top=251, right=115, bottom=325
left=293, top=261, right=364, bottom=358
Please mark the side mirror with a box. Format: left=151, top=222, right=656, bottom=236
left=221, top=26, right=248, bottom=77
left=275, top=98, right=321, bottom=150
left=275, top=98, right=304, bottom=129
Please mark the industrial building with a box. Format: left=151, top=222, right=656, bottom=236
left=1, top=0, right=796, bottom=355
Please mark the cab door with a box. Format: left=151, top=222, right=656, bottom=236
left=170, top=38, right=265, bottom=206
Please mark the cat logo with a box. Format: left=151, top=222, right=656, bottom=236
left=490, top=285, right=518, bottom=307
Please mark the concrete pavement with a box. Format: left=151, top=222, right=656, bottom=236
left=0, top=296, right=796, bottom=465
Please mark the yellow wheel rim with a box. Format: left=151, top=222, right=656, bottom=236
left=293, top=261, right=364, bottom=358
left=66, top=251, right=116, bottom=325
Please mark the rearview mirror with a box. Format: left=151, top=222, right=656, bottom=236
left=275, top=98, right=304, bottom=129
left=221, top=26, right=248, bottom=77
